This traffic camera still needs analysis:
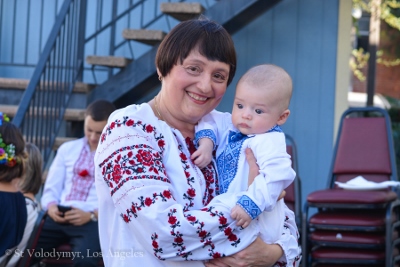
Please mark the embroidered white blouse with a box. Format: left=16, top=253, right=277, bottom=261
left=41, top=137, right=98, bottom=212
left=94, top=104, right=301, bottom=267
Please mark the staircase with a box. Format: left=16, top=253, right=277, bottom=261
left=0, top=0, right=281, bottom=170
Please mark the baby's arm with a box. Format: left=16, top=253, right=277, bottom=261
left=231, top=205, right=252, bottom=228
left=191, top=137, right=214, bottom=168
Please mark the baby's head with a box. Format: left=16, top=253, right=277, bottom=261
left=232, top=64, right=292, bottom=135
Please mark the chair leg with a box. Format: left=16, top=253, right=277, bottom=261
left=301, top=203, right=309, bottom=267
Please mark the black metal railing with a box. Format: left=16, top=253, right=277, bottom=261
left=8, top=0, right=218, bottom=167
left=12, top=0, right=86, bottom=165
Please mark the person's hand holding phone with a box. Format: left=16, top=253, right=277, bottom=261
left=47, top=204, right=69, bottom=223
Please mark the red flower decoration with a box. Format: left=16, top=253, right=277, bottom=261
left=79, top=169, right=89, bottom=177
left=187, top=215, right=196, bottom=222
left=144, top=197, right=153, bottom=206
left=145, top=125, right=154, bottom=133
left=198, top=230, right=207, bottom=238
left=228, top=233, right=238, bottom=241
left=219, top=216, right=227, bottom=225
left=212, top=252, right=222, bottom=259
left=168, top=216, right=177, bottom=225
left=174, top=236, right=183, bottom=243
left=224, top=227, right=233, bottom=236
left=162, top=190, right=172, bottom=199
left=187, top=188, right=196, bottom=197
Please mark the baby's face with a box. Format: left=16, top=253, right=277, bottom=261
left=231, top=82, right=285, bottom=135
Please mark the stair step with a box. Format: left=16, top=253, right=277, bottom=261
left=122, top=29, right=166, bottom=45
left=53, top=137, right=77, bottom=150
left=26, top=136, right=77, bottom=150
left=0, top=104, right=85, bottom=121
left=0, top=77, right=94, bottom=93
left=160, top=2, right=204, bottom=21
left=86, top=56, right=132, bottom=68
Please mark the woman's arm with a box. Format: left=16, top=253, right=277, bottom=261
left=204, top=237, right=283, bottom=267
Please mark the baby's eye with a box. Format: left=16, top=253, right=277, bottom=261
left=255, top=109, right=263, bottom=114
left=237, top=104, right=243, bottom=109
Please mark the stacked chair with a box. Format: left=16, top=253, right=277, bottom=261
left=285, top=134, right=302, bottom=229
left=302, top=107, right=400, bottom=267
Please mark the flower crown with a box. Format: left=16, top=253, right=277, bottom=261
left=0, top=112, right=18, bottom=167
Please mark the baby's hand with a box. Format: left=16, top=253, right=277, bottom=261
left=231, top=205, right=252, bottom=228
left=191, top=148, right=212, bottom=169
left=191, top=138, right=214, bottom=168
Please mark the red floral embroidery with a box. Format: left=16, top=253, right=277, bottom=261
left=79, top=169, right=89, bottom=177
left=121, top=190, right=174, bottom=222
left=185, top=137, right=219, bottom=206
left=152, top=209, right=193, bottom=260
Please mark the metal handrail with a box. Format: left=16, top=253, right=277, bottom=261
left=12, top=0, right=87, bottom=166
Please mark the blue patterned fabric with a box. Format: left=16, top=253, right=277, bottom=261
left=237, top=195, right=261, bottom=219
left=217, top=125, right=282, bottom=194
left=217, top=131, right=250, bottom=193
left=195, top=129, right=217, bottom=149
left=228, top=130, right=248, bottom=143
left=268, top=125, right=282, bottom=133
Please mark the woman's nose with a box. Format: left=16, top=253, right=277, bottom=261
left=197, top=75, right=212, bottom=93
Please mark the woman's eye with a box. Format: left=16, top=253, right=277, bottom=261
left=255, top=109, right=263, bottom=114
left=213, top=73, right=226, bottom=82
left=186, top=66, right=200, bottom=73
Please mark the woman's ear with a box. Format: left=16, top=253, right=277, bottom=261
left=277, top=109, right=290, bottom=125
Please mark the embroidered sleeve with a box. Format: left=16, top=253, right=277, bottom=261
left=244, top=133, right=295, bottom=213
left=95, top=114, right=259, bottom=261
left=195, top=110, right=233, bottom=148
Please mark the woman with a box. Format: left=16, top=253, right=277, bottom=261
left=0, top=113, right=28, bottom=266
left=6, top=143, right=43, bottom=267
left=95, top=17, right=301, bottom=267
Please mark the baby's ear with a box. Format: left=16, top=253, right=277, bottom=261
left=277, top=109, right=290, bottom=125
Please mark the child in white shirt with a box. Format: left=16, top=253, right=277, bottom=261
left=193, top=64, right=297, bottom=253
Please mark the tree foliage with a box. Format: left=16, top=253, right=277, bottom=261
left=351, top=0, right=400, bottom=80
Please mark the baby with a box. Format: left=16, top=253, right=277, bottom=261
left=193, top=64, right=296, bottom=243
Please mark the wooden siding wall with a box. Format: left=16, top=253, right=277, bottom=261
left=0, top=0, right=64, bottom=78
left=217, top=0, right=344, bottom=200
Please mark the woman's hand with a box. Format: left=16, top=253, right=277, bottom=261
left=245, top=148, right=259, bottom=187
left=246, top=147, right=286, bottom=200
left=204, top=237, right=283, bottom=267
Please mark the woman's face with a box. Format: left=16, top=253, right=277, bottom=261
left=161, top=49, right=230, bottom=125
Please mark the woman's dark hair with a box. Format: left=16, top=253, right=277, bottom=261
left=19, top=143, right=43, bottom=195
left=156, top=17, right=237, bottom=86
left=85, top=99, right=117, bottom=121
left=0, top=122, right=27, bottom=182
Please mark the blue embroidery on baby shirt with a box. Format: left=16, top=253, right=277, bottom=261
left=217, top=126, right=282, bottom=194
left=195, top=129, right=217, bottom=149
left=268, top=125, right=282, bottom=133
left=228, top=131, right=248, bottom=143
left=217, top=131, right=250, bottom=193
left=237, top=195, right=261, bottom=219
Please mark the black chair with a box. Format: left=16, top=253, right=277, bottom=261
left=17, top=210, right=46, bottom=267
